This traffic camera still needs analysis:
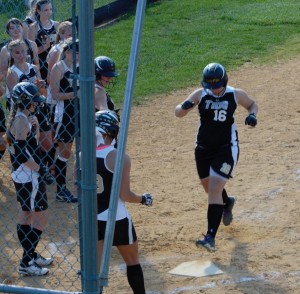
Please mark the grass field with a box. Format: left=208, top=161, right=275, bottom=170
left=1, top=0, right=300, bottom=105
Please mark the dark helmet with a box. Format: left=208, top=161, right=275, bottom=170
left=95, top=56, right=118, bottom=79
left=95, top=110, right=119, bottom=139
left=12, top=82, right=46, bottom=109
left=201, top=63, right=228, bottom=89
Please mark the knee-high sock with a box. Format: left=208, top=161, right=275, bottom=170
left=55, top=157, right=67, bottom=193
left=127, top=264, right=145, bottom=294
left=17, top=225, right=42, bottom=266
left=222, top=188, right=229, bottom=205
left=206, top=204, right=223, bottom=238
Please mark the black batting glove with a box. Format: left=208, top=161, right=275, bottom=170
left=39, top=164, right=55, bottom=185
left=141, top=193, right=153, bottom=206
left=181, top=100, right=194, bottom=110
left=245, top=113, right=257, bottom=127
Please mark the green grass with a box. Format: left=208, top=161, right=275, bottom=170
left=1, top=0, right=300, bottom=106
left=94, top=0, right=300, bottom=105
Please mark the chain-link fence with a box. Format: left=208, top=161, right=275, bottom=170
left=0, top=1, right=121, bottom=293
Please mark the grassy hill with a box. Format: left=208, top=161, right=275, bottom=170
left=1, top=0, right=299, bottom=105
left=94, top=0, right=300, bottom=105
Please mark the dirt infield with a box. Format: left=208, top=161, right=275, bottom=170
left=1, top=57, right=300, bottom=293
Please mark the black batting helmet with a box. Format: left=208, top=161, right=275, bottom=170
left=95, top=110, right=119, bottom=139
left=95, top=56, right=118, bottom=79
left=12, top=82, right=46, bottom=109
left=201, top=63, right=228, bottom=89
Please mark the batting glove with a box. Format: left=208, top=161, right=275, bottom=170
left=245, top=113, right=257, bottom=127
left=141, top=193, right=153, bottom=206
left=181, top=100, right=194, bottom=110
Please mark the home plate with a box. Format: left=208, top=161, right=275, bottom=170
left=168, top=260, right=223, bottom=277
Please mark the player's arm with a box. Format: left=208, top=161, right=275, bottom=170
left=236, top=88, right=258, bottom=127
left=6, top=69, right=19, bottom=97
left=11, top=116, right=40, bottom=171
left=50, top=63, right=74, bottom=100
left=175, top=88, right=202, bottom=117
left=95, top=87, right=109, bottom=111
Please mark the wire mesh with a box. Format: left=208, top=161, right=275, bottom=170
left=0, top=0, right=118, bottom=293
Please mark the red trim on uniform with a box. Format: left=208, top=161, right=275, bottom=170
left=96, top=145, right=111, bottom=151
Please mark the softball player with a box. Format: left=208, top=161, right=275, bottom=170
left=7, top=82, right=54, bottom=275
left=93, top=110, right=153, bottom=293
left=28, top=0, right=59, bottom=80
left=175, top=63, right=258, bottom=251
left=50, top=39, right=79, bottom=203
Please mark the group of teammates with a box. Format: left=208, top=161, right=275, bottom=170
left=0, top=2, right=154, bottom=292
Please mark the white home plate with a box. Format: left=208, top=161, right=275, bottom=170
left=168, top=260, right=223, bottom=277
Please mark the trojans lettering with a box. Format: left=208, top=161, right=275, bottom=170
left=205, top=100, right=228, bottom=110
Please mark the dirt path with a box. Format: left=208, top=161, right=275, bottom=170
left=1, top=57, right=299, bottom=293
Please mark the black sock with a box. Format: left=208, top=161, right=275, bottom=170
left=206, top=204, right=223, bottom=238
left=222, top=189, right=230, bottom=206
left=127, top=264, right=145, bottom=294
left=17, top=224, right=32, bottom=266
left=30, top=228, right=43, bottom=259
left=55, top=157, right=67, bottom=193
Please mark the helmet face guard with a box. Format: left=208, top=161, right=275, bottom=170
left=201, top=63, right=228, bottom=89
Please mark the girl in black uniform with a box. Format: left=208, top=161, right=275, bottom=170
left=6, top=39, right=52, bottom=169
left=50, top=39, right=79, bottom=203
left=22, top=0, right=38, bottom=39
left=175, top=63, right=258, bottom=252
left=7, top=82, right=54, bottom=276
left=0, top=18, right=39, bottom=110
left=94, top=56, right=119, bottom=112
left=28, top=0, right=59, bottom=81
left=93, top=111, right=153, bottom=294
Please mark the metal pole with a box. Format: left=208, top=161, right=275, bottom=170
left=99, top=0, right=147, bottom=291
left=78, top=0, right=98, bottom=293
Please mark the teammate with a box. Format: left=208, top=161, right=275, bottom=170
left=22, top=0, right=38, bottom=39
left=92, top=110, right=153, bottom=293
left=0, top=18, right=39, bottom=110
left=175, top=63, right=258, bottom=252
left=6, top=39, right=52, bottom=167
left=50, top=38, right=79, bottom=203
left=28, top=0, right=59, bottom=81
left=94, top=56, right=119, bottom=112
left=7, top=82, right=54, bottom=275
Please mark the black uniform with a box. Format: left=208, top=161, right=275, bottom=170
left=35, top=20, right=56, bottom=80
left=96, top=145, right=137, bottom=245
left=9, top=112, right=48, bottom=211
left=195, top=86, right=239, bottom=179
left=53, top=61, right=79, bottom=143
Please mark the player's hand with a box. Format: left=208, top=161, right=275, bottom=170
left=245, top=113, right=257, bottom=127
left=39, top=164, right=55, bottom=185
left=141, top=193, right=153, bottom=206
left=181, top=100, right=194, bottom=110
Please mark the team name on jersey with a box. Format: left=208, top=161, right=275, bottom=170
left=205, top=100, right=229, bottom=110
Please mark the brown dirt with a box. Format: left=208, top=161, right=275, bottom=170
left=1, top=57, right=300, bottom=293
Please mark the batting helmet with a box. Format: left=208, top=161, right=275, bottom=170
left=95, top=56, right=118, bottom=79
left=12, top=82, right=46, bottom=109
left=201, top=63, right=228, bottom=89
left=95, top=110, right=119, bottom=139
